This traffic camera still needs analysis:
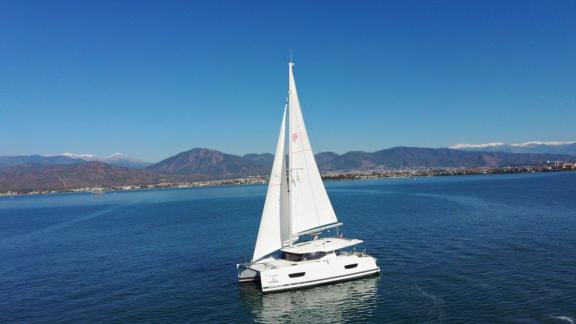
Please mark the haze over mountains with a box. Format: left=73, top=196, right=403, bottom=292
left=450, top=141, right=576, bottom=156
left=1, top=145, right=574, bottom=193
left=0, top=155, right=82, bottom=169
left=52, top=153, right=151, bottom=169
left=0, top=153, right=150, bottom=170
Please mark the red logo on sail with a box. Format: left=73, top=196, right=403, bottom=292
left=292, top=132, right=298, bottom=142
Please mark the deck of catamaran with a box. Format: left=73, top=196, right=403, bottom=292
left=248, top=237, right=365, bottom=269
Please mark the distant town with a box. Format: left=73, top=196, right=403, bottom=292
left=322, top=161, right=576, bottom=180
left=2, top=161, right=574, bottom=197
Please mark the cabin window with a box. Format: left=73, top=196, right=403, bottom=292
left=303, top=251, right=327, bottom=260
left=289, top=272, right=306, bottom=278
left=344, top=263, right=358, bottom=269
left=283, top=252, right=303, bottom=262
left=282, top=251, right=330, bottom=262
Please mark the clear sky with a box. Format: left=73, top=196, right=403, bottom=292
left=1, top=0, right=575, bottom=162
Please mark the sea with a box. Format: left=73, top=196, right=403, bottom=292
left=0, top=172, right=575, bottom=323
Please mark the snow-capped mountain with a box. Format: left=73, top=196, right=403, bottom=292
left=51, top=153, right=151, bottom=168
left=449, top=141, right=576, bottom=156
left=59, top=153, right=103, bottom=161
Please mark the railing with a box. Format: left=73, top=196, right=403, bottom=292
left=337, top=249, right=368, bottom=257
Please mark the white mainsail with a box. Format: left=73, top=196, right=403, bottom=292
left=287, top=62, right=338, bottom=236
left=252, top=62, right=338, bottom=261
left=252, top=106, right=289, bottom=262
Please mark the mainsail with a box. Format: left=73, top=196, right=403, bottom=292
left=252, top=62, right=338, bottom=262
left=287, top=62, right=338, bottom=235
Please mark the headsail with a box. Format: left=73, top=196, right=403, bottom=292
left=252, top=106, right=289, bottom=262
left=287, top=62, right=338, bottom=237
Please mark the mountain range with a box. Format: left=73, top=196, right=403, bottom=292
left=0, top=153, right=150, bottom=170
left=314, top=147, right=574, bottom=170
left=148, top=147, right=575, bottom=176
left=1, top=146, right=574, bottom=193
left=0, top=155, right=83, bottom=169
left=0, top=162, right=163, bottom=192
left=53, top=153, right=151, bottom=169
left=147, top=149, right=272, bottom=178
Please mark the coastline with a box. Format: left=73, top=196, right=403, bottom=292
left=1, top=162, right=575, bottom=198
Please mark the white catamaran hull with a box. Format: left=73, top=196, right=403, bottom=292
left=239, top=252, right=380, bottom=293
left=240, top=61, right=380, bottom=292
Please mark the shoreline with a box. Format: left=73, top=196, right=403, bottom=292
left=1, top=163, right=575, bottom=198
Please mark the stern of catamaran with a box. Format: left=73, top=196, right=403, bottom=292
left=237, top=263, right=261, bottom=283
left=237, top=257, right=277, bottom=283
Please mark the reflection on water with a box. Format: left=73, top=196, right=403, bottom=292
left=240, top=277, right=379, bottom=323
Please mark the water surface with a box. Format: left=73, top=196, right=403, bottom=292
left=1, top=173, right=575, bottom=323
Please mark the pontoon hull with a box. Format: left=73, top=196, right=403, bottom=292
left=239, top=253, right=380, bottom=293
left=238, top=266, right=260, bottom=283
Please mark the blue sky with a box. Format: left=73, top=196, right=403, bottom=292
left=1, top=0, right=574, bottom=162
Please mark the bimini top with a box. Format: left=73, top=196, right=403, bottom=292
left=281, top=237, right=363, bottom=254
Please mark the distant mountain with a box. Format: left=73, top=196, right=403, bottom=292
left=2, top=147, right=573, bottom=193
left=315, top=152, right=340, bottom=169
left=450, top=141, right=576, bottom=156
left=0, top=162, right=164, bottom=192
left=100, top=153, right=151, bottom=169
left=242, top=153, right=274, bottom=167
left=0, top=155, right=84, bottom=169
left=315, top=147, right=574, bottom=171
left=147, top=148, right=269, bottom=179
left=55, top=152, right=151, bottom=168
left=147, top=147, right=574, bottom=177
left=0, top=153, right=151, bottom=169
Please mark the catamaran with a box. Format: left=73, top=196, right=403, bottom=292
left=237, top=60, right=380, bottom=293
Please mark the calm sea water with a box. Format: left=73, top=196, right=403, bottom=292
left=0, top=172, right=575, bottom=323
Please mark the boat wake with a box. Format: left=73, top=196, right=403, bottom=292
left=549, top=316, right=574, bottom=324
left=413, top=283, right=445, bottom=324
left=0, top=204, right=128, bottom=247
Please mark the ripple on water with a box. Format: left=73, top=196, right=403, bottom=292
left=0, top=173, right=575, bottom=322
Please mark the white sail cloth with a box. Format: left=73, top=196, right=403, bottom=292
left=252, top=62, right=338, bottom=262
left=287, top=62, right=338, bottom=235
left=252, top=107, right=289, bottom=262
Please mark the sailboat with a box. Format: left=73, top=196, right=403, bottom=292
left=237, top=60, right=380, bottom=293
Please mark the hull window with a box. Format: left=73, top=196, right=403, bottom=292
left=344, top=263, right=358, bottom=269
left=289, top=272, right=306, bottom=278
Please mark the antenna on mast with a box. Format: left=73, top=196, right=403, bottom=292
left=289, top=48, right=293, bottom=63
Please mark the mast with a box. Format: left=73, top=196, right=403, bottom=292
left=287, top=60, right=294, bottom=247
